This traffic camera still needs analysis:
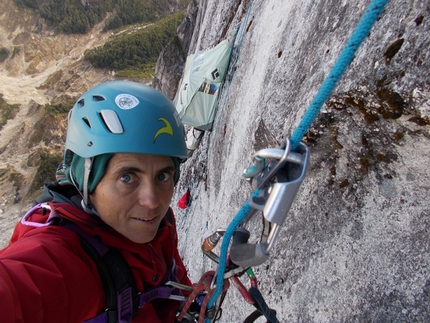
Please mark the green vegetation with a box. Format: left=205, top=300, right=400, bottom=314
left=0, top=167, right=25, bottom=204
left=9, top=172, right=23, bottom=190
left=44, top=102, right=73, bottom=117
left=11, top=1, right=187, bottom=78
left=28, top=108, right=68, bottom=149
left=13, top=0, right=187, bottom=34
left=0, top=47, right=10, bottom=62
left=9, top=170, right=25, bottom=203
left=0, top=94, right=20, bottom=130
left=28, top=149, right=63, bottom=197
left=103, top=1, right=156, bottom=31
left=13, top=0, right=38, bottom=10
left=14, top=0, right=113, bottom=34
left=115, top=62, right=157, bottom=79
left=84, top=11, right=183, bottom=72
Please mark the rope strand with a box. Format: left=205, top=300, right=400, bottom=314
left=290, top=0, right=390, bottom=150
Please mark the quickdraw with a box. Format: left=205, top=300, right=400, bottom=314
left=176, top=271, right=229, bottom=323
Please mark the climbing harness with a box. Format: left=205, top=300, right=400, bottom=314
left=177, top=270, right=229, bottom=323
left=176, top=252, right=278, bottom=323
left=178, top=0, right=391, bottom=321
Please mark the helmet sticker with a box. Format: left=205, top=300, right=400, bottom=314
left=154, top=117, right=173, bottom=143
left=115, top=94, right=139, bottom=110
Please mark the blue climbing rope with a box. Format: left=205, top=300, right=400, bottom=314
left=290, top=0, right=390, bottom=151
left=207, top=0, right=390, bottom=315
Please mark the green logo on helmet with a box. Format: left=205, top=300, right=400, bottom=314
left=154, top=118, right=173, bottom=142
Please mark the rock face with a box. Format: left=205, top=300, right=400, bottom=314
left=153, top=1, right=199, bottom=99
left=161, top=0, right=430, bottom=322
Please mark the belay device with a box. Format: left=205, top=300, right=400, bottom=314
left=202, top=138, right=309, bottom=269
left=176, top=143, right=307, bottom=323
left=231, top=139, right=309, bottom=268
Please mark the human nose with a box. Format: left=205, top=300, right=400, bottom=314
left=137, top=181, right=160, bottom=209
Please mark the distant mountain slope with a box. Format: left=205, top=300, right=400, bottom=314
left=13, top=0, right=188, bottom=34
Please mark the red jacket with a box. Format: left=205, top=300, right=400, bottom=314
left=0, top=192, right=191, bottom=323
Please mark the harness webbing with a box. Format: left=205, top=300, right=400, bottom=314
left=244, top=288, right=279, bottom=323
left=64, top=221, right=184, bottom=323
left=207, top=0, right=390, bottom=315
left=66, top=221, right=185, bottom=323
left=64, top=222, right=138, bottom=323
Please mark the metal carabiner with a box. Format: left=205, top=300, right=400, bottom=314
left=20, top=203, right=57, bottom=228
left=201, top=228, right=226, bottom=263
left=243, top=138, right=305, bottom=189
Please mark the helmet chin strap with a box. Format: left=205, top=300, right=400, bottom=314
left=82, top=158, right=100, bottom=216
left=69, top=158, right=98, bottom=215
left=82, top=158, right=92, bottom=206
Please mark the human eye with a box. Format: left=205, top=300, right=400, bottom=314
left=120, top=173, right=136, bottom=184
left=156, top=172, right=171, bottom=182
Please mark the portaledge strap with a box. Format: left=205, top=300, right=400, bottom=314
left=243, top=287, right=279, bottom=323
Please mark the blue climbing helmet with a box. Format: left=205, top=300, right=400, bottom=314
left=64, top=80, right=187, bottom=161
left=63, top=81, right=187, bottom=209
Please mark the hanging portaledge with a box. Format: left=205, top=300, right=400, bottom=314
left=176, top=38, right=233, bottom=155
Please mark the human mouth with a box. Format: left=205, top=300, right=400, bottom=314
left=132, top=215, right=157, bottom=223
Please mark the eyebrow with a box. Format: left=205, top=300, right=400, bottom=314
left=113, top=165, right=176, bottom=175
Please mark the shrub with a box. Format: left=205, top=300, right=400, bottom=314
left=0, top=94, right=20, bottom=130
left=0, top=47, right=10, bottom=63
left=28, top=149, right=63, bottom=197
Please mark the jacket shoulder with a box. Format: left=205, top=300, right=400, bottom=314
left=0, top=225, right=104, bottom=323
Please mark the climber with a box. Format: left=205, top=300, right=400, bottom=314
left=0, top=81, right=192, bottom=323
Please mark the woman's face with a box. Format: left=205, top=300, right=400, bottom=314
left=89, top=153, right=175, bottom=244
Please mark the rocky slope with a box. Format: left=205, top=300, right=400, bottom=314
left=0, top=0, right=182, bottom=246
left=0, top=0, right=121, bottom=238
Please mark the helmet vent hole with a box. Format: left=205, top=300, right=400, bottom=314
left=82, top=117, right=91, bottom=128
left=77, top=99, right=85, bottom=108
left=99, top=110, right=124, bottom=134
left=93, top=95, right=105, bottom=102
